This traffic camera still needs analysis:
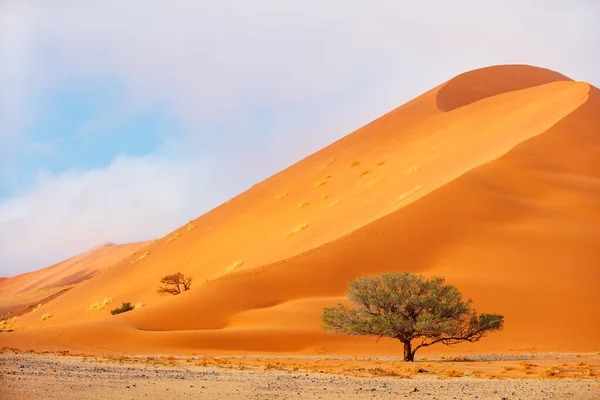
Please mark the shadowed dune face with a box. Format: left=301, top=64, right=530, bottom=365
left=2, top=65, right=598, bottom=356
left=436, top=65, right=572, bottom=111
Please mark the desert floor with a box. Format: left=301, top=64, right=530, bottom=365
left=1, top=350, right=598, bottom=399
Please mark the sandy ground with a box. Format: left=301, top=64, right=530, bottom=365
left=1, top=352, right=599, bottom=400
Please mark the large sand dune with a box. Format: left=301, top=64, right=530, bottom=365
left=1, top=65, right=598, bottom=357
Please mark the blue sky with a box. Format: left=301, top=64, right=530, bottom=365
left=1, top=1, right=599, bottom=275
left=2, top=79, right=171, bottom=197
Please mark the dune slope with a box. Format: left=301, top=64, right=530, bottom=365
left=0, top=242, right=149, bottom=319
left=2, top=65, right=598, bottom=356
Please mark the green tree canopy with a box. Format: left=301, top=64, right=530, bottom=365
left=322, top=272, right=503, bottom=361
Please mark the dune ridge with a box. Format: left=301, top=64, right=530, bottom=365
left=1, top=65, right=598, bottom=357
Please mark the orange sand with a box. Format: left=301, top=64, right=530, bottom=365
left=0, top=242, right=149, bottom=318
left=1, top=65, right=598, bottom=357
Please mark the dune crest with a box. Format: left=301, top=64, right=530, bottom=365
left=2, top=65, right=598, bottom=356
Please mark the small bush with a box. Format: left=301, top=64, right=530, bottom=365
left=40, top=313, right=52, bottom=321
left=111, top=302, right=134, bottom=315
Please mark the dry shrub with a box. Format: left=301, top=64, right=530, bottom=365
left=540, top=366, right=562, bottom=378
left=297, top=201, right=309, bottom=208
left=226, top=260, right=244, bottom=272
left=389, top=184, right=423, bottom=206
left=166, top=232, right=181, bottom=243
left=132, top=252, right=149, bottom=264
left=365, top=176, right=386, bottom=187
left=134, top=302, right=143, bottom=309
left=275, top=192, right=289, bottom=200
left=408, top=165, right=418, bottom=174
left=187, top=223, right=195, bottom=232
left=315, top=175, right=332, bottom=188
left=368, top=367, right=404, bottom=377
left=519, top=361, right=538, bottom=370
left=0, top=317, right=18, bottom=332
left=40, top=313, right=52, bottom=321
left=350, top=160, right=361, bottom=167
left=287, top=223, right=308, bottom=237
left=501, top=365, right=514, bottom=372
left=88, top=297, right=113, bottom=312
left=330, top=199, right=341, bottom=207
left=405, top=366, right=428, bottom=375
left=321, top=194, right=330, bottom=200
left=444, top=368, right=463, bottom=377
left=359, top=170, right=370, bottom=177
left=317, top=158, right=334, bottom=170
left=377, top=161, right=386, bottom=166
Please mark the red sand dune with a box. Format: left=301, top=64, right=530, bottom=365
left=0, top=242, right=149, bottom=318
left=1, top=65, right=598, bottom=357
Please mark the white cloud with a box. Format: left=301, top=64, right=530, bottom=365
left=0, top=156, right=219, bottom=276
left=0, top=0, right=598, bottom=275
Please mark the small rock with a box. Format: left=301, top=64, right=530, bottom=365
left=409, top=387, right=418, bottom=393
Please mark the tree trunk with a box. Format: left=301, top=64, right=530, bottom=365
left=403, top=341, right=414, bottom=362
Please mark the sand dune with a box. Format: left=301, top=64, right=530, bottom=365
left=0, top=242, right=149, bottom=319
left=1, top=65, right=598, bottom=357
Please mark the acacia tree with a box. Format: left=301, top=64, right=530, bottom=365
left=322, top=272, right=503, bottom=361
left=157, top=272, right=192, bottom=295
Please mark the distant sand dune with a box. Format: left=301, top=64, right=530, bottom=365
left=1, top=65, right=598, bottom=357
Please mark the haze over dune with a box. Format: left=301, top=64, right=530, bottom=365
left=1, top=65, right=599, bottom=357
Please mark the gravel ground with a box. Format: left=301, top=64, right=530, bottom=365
left=1, top=353, right=599, bottom=399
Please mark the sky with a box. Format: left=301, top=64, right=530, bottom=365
left=1, top=1, right=599, bottom=276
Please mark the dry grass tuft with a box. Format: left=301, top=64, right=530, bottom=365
left=134, top=302, right=144, bottom=309
left=443, top=368, right=463, bottom=377
left=132, top=252, right=149, bottom=264
left=389, top=184, right=424, bottom=206
left=358, top=170, right=370, bottom=177
left=187, top=223, right=196, bottom=232
left=275, top=192, right=289, bottom=200
left=367, top=367, right=404, bottom=377
left=40, top=313, right=52, bottom=322
left=330, top=199, right=341, bottom=207
left=0, top=317, right=18, bottom=332
left=166, top=232, right=181, bottom=243
left=365, top=176, right=386, bottom=187
left=88, top=297, right=113, bottom=313
left=321, top=194, right=330, bottom=200
left=287, top=223, right=309, bottom=237
left=317, top=158, right=334, bottom=171
left=377, top=161, right=386, bottom=166
left=540, top=366, right=562, bottom=378
left=226, top=260, right=244, bottom=272
left=297, top=201, right=309, bottom=208
left=408, top=165, right=419, bottom=174
left=350, top=160, right=361, bottom=167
